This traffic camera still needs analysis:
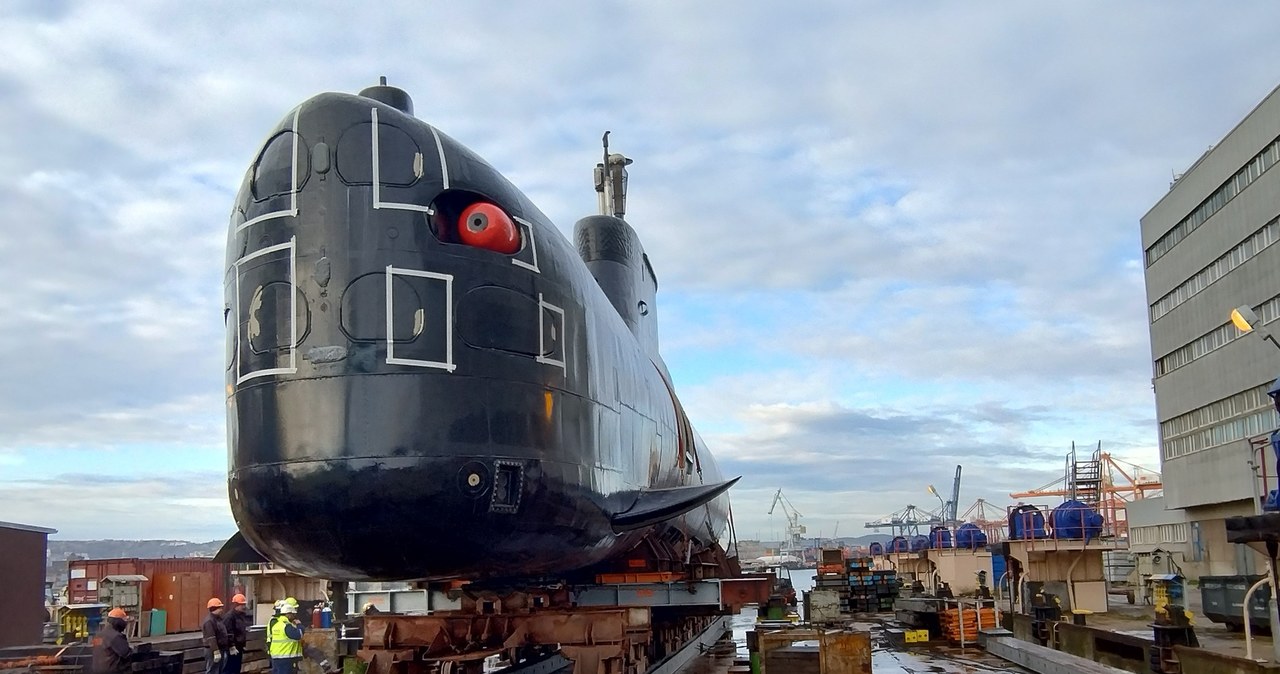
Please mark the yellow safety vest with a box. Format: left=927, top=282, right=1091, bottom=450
left=268, top=618, right=302, bottom=658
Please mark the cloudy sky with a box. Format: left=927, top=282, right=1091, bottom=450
left=1, top=1, right=1276, bottom=545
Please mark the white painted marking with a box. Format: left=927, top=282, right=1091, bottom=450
left=385, top=265, right=456, bottom=372
left=537, top=293, right=566, bottom=372
left=371, top=107, right=433, bottom=213
left=235, top=109, right=300, bottom=233
left=429, top=125, right=450, bottom=189
left=234, top=236, right=299, bottom=384
left=371, top=107, right=381, bottom=208
left=511, top=216, right=541, bottom=273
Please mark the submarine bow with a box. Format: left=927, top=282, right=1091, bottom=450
left=222, top=83, right=733, bottom=581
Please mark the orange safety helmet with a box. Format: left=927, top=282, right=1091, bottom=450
left=207, top=598, right=225, bottom=609
left=231, top=594, right=247, bottom=605
left=108, top=608, right=128, bottom=619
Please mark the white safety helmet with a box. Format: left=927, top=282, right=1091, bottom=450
left=280, top=603, right=298, bottom=614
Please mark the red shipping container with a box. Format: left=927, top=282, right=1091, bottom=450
left=68, top=559, right=141, bottom=603
left=142, top=560, right=230, bottom=633
left=68, top=558, right=231, bottom=633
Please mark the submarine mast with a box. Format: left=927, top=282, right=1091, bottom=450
left=594, top=131, right=633, bottom=218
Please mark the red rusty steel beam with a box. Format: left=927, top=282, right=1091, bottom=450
left=0, top=655, right=63, bottom=669
left=719, top=576, right=774, bottom=612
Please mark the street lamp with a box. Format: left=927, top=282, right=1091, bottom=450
left=1232, top=305, right=1280, bottom=350
left=927, top=485, right=946, bottom=513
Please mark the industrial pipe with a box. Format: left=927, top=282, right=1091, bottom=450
left=1066, top=550, right=1086, bottom=611
left=1245, top=573, right=1271, bottom=661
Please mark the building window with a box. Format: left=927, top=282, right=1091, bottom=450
left=1161, top=382, right=1275, bottom=460
left=1154, top=293, right=1280, bottom=377
left=1147, top=133, right=1280, bottom=267
left=1132, top=526, right=1158, bottom=546
left=1149, top=218, right=1280, bottom=323
left=1160, top=523, right=1188, bottom=543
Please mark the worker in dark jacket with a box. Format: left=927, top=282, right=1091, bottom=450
left=92, top=608, right=133, bottom=674
left=202, top=598, right=230, bottom=674
left=223, top=594, right=252, bottom=674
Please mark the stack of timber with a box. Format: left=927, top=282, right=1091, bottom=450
left=0, top=628, right=268, bottom=674
left=940, top=605, right=997, bottom=644
left=154, top=628, right=268, bottom=674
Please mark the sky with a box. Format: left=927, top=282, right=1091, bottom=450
left=1, top=1, right=1277, bottom=545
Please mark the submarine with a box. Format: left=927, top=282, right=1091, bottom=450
left=216, top=80, right=735, bottom=582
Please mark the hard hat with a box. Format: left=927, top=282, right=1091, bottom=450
left=284, top=597, right=299, bottom=607
left=273, top=600, right=285, bottom=612
left=361, top=602, right=375, bottom=611
left=280, top=603, right=298, bottom=614
left=231, top=594, right=247, bottom=605
left=207, top=598, right=225, bottom=609
left=108, top=608, right=128, bottom=619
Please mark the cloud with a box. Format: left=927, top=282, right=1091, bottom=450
left=0, top=1, right=1268, bottom=540
left=1, top=470, right=233, bottom=540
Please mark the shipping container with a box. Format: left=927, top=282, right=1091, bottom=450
left=66, top=558, right=231, bottom=633
left=68, top=559, right=140, bottom=603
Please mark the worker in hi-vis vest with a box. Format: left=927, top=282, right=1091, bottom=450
left=268, top=599, right=303, bottom=674
left=264, top=600, right=284, bottom=650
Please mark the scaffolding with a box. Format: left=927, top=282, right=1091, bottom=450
left=1009, top=442, right=1162, bottom=538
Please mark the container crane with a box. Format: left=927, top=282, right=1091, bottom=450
left=864, top=505, right=942, bottom=538
left=960, top=498, right=1008, bottom=543
left=768, top=489, right=805, bottom=554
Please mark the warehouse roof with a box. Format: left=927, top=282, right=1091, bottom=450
left=0, top=520, right=58, bottom=535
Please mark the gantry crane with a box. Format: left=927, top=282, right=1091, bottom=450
left=960, top=498, right=1008, bottom=543
left=768, top=489, right=806, bottom=554
left=864, top=504, right=943, bottom=538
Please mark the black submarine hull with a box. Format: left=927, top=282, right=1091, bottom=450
left=223, top=90, right=728, bottom=581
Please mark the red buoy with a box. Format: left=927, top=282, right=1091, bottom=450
left=458, top=202, right=520, bottom=254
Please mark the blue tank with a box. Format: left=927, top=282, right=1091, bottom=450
left=910, top=535, right=930, bottom=553
left=888, top=536, right=910, bottom=553
left=1007, top=504, right=1048, bottom=540
left=955, top=522, right=988, bottom=548
left=1050, top=500, right=1104, bottom=541
left=929, top=526, right=953, bottom=549
left=868, top=541, right=884, bottom=556
left=991, top=553, right=1007, bottom=591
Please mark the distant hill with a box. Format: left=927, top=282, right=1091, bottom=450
left=49, top=539, right=223, bottom=560
left=45, top=539, right=224, bottom=589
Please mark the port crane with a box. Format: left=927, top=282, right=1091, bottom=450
left=768, top=489, right=805, bottom=554
left=927, top=465, right=962, bottom=525
left=960, top=498, right=1008, bottom=543
left=863, top=504, right=943, bottom=538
